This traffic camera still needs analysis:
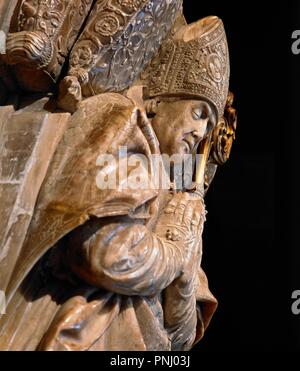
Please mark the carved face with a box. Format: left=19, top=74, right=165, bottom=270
left=151, top=99, right=217, bottom=159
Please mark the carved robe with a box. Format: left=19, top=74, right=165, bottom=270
left=0, top=92, right=217, bottom=351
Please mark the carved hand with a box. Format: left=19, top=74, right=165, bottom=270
left=156, top=192, right=206, bottom=350
left=66, top=191, right=205, bottom=297
left=155, top=191, right=206, bottom=278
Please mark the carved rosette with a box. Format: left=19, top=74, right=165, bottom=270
left=68, top=0, right=183, bottom=97
left=3, top=0, right=94, bottom=91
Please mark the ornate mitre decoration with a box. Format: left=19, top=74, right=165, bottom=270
left=143, top=16, right=230, bottom=119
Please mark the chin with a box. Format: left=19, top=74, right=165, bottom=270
left=177, top=143, right=191, bottom=157
left=160, top=143, right=189, bottom=161
left=169, top=146, right=189, bottom=163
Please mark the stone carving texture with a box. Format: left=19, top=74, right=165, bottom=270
left=143, top=16, right=230, bottom=119
left=68, top=0, right=183, bottom=96
left=0, top=1, right=236, bottom=352
left=4, top=0, right=94, bottom=91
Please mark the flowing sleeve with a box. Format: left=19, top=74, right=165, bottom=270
left=66, top=217, right=185, bottom=296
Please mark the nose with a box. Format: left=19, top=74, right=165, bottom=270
left=183, top=128, right=204, bottom=152
left=192, top=129, right=202, bottom=141
left=191, top=125, right=208, bottom=145
left=188, top=120, right=209, bottom=148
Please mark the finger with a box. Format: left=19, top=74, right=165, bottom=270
left=191, top=207, right=204, bottom=234
left=164, top=194, right=181, bottom=214
left=174, top=199, right=189, bottom=225
left=163, top=200, right=177, bottom=214
left=182, top=201, right=194, bottom=228
left=181, top=191, right=195, bottom=202
left=163, top=206, right=176, bottom=214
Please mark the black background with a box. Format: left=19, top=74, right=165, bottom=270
left=183, top=1, right=300, bottom=351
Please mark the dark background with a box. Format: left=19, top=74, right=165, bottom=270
left=183, top=1, right=300, bottom=352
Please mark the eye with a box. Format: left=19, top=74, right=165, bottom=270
left=192, top=106, right=208, bottom=121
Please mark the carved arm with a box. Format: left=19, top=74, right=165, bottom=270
left=66, top=192, right=205, bottom=297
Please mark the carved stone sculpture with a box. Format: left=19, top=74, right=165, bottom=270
left=0, top=0, right=237, bottom=351
left=2, top=0, right=94, bottom=91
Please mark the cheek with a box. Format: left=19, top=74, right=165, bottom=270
left=167, top=123, right=185, bottom=152
left=161, top=127, right=175, bottom=153
left=151, top=116, right=164, bottom=137
left=152, top=111, right=188, bottom=155
left=152, top=117, right=171, bottom=149
left=169, top=138, right=187, bottom=156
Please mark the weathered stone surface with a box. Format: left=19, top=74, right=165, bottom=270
left=0, top=0, right=18, bottom=34
left=0, top=3, right=237, bottom=352
left=0, top=99, right=70, bottom=292
left=0, top=0, right=94, bottom=92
